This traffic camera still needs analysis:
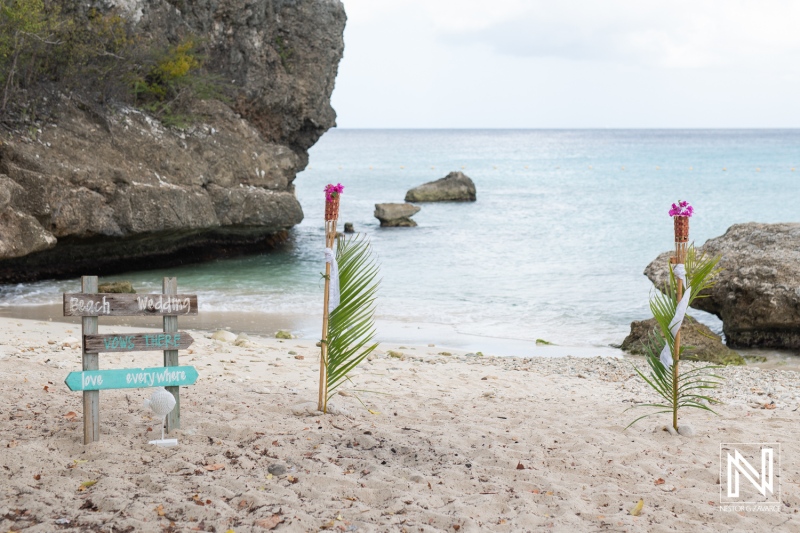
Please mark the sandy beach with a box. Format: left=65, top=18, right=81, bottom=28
left=0, top=315, right=798, bottom=532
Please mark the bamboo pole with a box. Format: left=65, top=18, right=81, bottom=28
left=672, top=216, right=689, bottom=431
left=319, top=219, right=337, bottom=411
left=319, top=191, right=340, bottom=412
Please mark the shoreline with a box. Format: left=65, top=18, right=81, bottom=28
left=0, top=303, right=624, bottom=358
left=2, top=303, right=798, bottom=371
left=0, top=315, right=798, bottom=531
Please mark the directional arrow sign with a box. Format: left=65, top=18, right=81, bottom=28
left=83, top=332, right=194, bottom=353
left=63, top=293, right=198, bottom=316
left=65, top=366, right=199, bottom=391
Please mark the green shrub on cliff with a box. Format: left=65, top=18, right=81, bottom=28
left=0, top=0, right=61, bottom=113
left=0, top=0, right=227, bottom=127
left=131, top=39, right=226, bottom=128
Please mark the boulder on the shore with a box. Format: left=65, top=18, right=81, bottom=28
left=644, top=222, right=800, bottom=349
left=374, top=203, right=421, bottom=227
left=620, top=316, right=745, bottom=365
left=98, top=281, right=135, bottom=294
left=405, top=171, right=476, bottom=202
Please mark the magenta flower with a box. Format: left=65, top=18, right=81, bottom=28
left=324, top=183, right=344, bottom=203
left=669, top=200, right=693, bottom=217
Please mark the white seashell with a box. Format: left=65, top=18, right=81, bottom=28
left=146, top=387, right=176, bottom=417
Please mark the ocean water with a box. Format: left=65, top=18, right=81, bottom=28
left=2, top=129, right=799, bottom=356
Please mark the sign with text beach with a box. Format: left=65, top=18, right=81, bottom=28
left=63, top=293, right=198, bottom=316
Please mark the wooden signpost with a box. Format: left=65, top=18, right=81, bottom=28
left=63, top=276, right=198, bottom=444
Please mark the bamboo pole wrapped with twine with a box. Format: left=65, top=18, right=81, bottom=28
left=319, top=184, right=343, bottom=411
left=669, top=201, right=692, bottom=430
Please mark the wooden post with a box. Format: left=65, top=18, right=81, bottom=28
left=163, top=277, right=180, bottom=432
left=318, top=219, right=337, bottom=412
left=81, top=276, right=100, bottom=444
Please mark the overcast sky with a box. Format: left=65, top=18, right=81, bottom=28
left=332, top=0, right=800, bottom=128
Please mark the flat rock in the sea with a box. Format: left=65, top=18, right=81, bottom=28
left=405, top=171, right=477, bottom=202
left=620, top=316, right=745, bottom=365
left=374, top=203, right=421, bottom=227
left=645, top=222, right=800, bottom=349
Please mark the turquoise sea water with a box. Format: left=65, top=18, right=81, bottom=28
left=2, top=130, right=799, bottom=356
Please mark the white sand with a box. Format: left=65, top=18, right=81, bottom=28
left=0, top=316, right=798, bottom=532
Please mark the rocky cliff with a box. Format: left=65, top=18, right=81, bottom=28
left=0, top=0, right=345, bottom=282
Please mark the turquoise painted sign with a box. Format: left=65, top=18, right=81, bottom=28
left=65, top=366, right=198, bottom=391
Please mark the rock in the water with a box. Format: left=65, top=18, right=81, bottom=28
left=620, top=316, right=744, bottom=365
left=645, top=223, right=800, bottom=349
left=98, top=281, right=135, bottom=293
left=374, top=203, right=421, bottom=227
left=344, top=222, right=355, bottom=233
left=405, top=171, right=476, bottom=202
left=211, top=330, right=237, bottom=343
left=275, top=330, right=293, bottom=340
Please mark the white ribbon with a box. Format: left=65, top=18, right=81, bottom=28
left=324, top=247, right=340, bottom=313
left=659, top=263, right=692, bottom=368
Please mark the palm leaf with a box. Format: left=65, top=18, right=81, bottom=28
left=627, top=271, right=725, bottom=429
left=325, top=234, right=380, bottom=411
left=685, top=247, right=722, bottom=304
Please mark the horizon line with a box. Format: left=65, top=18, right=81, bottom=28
left=331, top=126, right=800, bottom=131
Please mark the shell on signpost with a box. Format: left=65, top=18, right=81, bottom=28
left=145, top=387, right=178, bottom=447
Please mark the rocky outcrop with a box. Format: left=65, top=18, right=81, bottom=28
left=405, top=171, right=476, bottom=202
left=0, top=176, right=57, bottom=259
left=620, top=317, right=745, bottom=365
left=645, top=223, right=800, bottom=349
left=374, top=203, right=421, bottom=227
left=0, top=0, right=346, bottom=282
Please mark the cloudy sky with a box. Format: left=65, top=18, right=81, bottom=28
left=332, top=0, right=800, bottom=128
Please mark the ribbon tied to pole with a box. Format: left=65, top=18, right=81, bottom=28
left=324, top=247, right=340, bottom=313
left=659, top=264, right=692, bottom=368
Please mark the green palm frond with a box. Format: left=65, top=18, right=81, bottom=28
left=650, top=286, right=677, bottom=353
left=628, top=244, right=724, bottom=429
left=325, top=234, right=380, bottom=411
left=685, top=246, right=722, bottom=304
left=626, top=331, right=723, bottom=428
